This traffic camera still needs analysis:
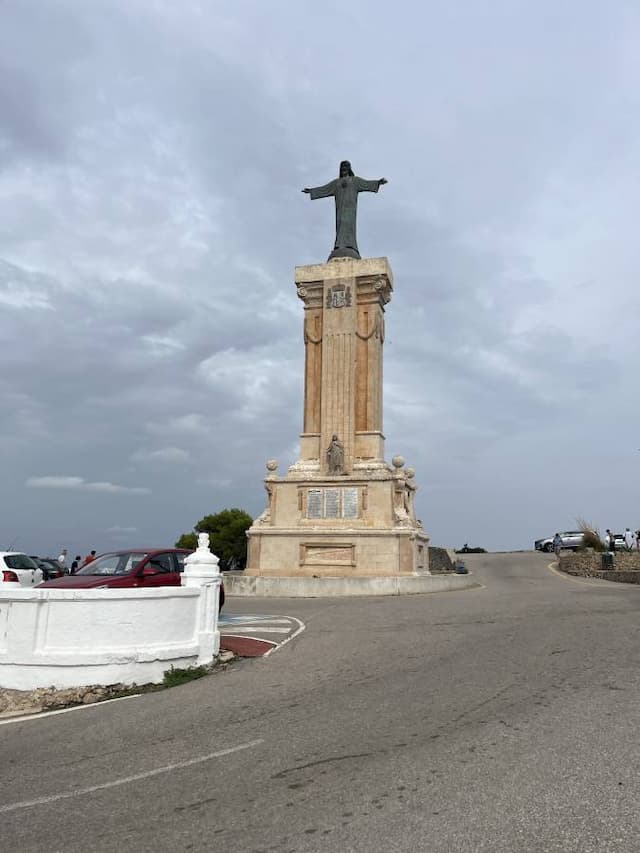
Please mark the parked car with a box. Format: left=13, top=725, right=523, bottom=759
left=0, top=552, right=44, bottom=587
left=534, top=531, right=585, bottom=552
left=37, top=549, right=225, bottom=610
left=608, top=533, right=627, bottom=550
left=30, top=556, right=65, bottom=581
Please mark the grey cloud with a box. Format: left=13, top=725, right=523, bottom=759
left=26, top=476, right=150, bottom=494
left=1, top=1, right=638, bottom=555
left=0, top=64, right=61, bottom=164
left=130, top=447, right=192, bottom=465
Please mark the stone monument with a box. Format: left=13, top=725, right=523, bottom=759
left=245, top=161, right=429, bottom=579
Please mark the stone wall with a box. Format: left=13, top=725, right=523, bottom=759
left=0, top=575, right=222, bottom=690
left=428, top=547, right=455, bottom=573
left=559, top=550, right=640, bottom=583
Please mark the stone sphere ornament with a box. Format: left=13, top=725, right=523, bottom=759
left=405, top=467, right=415, bottom=479
left=266, top=459, right=278, bottom=472
left=392, top=455, right=405, bottom=469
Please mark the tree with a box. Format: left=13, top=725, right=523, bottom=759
left=175, top=532, right=197, bottom=550
left=176, top=508, right=253, bottom=571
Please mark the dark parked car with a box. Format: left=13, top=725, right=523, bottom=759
left=37, top=549, right=225, bottom=610
left=31, top=557, right=65, bottom=581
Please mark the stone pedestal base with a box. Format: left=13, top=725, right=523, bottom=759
left=246, top=527, right=429, bottom=577
left=246, top=466, right=429, bottom=578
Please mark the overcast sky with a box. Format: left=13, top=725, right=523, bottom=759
left=2, top=0, right=639, bottom=557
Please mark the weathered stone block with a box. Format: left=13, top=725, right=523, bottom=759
left=559, top=550, right=640, bottom=583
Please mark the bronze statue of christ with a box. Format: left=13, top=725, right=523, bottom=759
left=302, top=160, right=388, bottom=260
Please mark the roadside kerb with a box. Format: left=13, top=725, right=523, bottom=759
left=224, top=573, right=480, bottom=597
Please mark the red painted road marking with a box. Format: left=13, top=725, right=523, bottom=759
left=220, top=636, right=276, bottom=657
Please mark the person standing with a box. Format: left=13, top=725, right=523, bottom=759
left=70, top=555, right=82, bottom=574
left=82, top=550, right=97, bottom=567
left=552, top=533, right=563, bottom=559
left=605, top=529, right=615, bottom=552
left=624, top=528, right=635, bottom=551
left=57, top=548, right=67, bottom=569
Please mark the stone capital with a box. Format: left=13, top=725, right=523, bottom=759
left=295, top=256, right=393, bottom=288
left=296, top=280, right=324, bottom=308
left=356, top=274, right=392, bottom=306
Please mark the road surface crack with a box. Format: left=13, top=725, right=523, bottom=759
left=272, top=752, right=376, bottom=779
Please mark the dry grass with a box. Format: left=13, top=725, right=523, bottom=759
left=577, top=517, right=605, bottom=552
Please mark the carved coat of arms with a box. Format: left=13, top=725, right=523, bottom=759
left=326, top=285, right=352, bottom=309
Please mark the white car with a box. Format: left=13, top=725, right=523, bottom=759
left=534, top=531, right=585, bottom=552
left=0, top=552, right=44, bottom=587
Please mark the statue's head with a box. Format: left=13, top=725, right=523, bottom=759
left=339, top=160, right=354, bottom=177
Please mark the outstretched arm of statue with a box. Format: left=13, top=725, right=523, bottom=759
left=355, top=177, right=388, bottom=193
left=303, top=179, right=337, bottom=200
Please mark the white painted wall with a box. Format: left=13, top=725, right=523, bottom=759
left=0, top=553, right=221, bottom=690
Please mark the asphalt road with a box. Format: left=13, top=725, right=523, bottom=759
left=2, top=552, right=640, bottom=852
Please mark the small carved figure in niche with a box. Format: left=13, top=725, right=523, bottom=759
left=264, top=480, right=274, bottom=519
left=393, top=473, right=407, bottom=515
left=404, top=468, right=417, bottom=519
left=258, top=460, right=278, bottom=525
left=326, top=434, right=345, bottom=474
left=392, top=466, right=415, bottom=527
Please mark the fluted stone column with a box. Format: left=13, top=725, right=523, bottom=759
left=295, top=257, right=392, bottom=472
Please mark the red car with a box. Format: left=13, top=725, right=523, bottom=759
left=37, top=549, right=225, bottom=610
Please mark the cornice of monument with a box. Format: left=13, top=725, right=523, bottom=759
left=294, top=256, right=393, bottom=287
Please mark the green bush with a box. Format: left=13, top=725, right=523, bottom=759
left=162, top=665, right=208, bottom=688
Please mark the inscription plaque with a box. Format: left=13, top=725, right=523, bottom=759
left=307, top=489, right=323, bottom=519
left=304, top=544, right=353, bottom=564
left=343, top=487, right=358, bottom=519
left=304, top=487, right=361, bottom=519
left=325, top=488, right=340, bottom=518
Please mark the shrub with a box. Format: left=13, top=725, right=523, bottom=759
left=162, top=665, right=209, bottom=688
left=576, top=517, right=605, bottom=552
left=455, top=545, right=487, bottom=554
left=176, top=508, right=253, bottom=570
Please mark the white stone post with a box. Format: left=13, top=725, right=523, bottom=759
left=182, top=533, right=222, bottom=663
